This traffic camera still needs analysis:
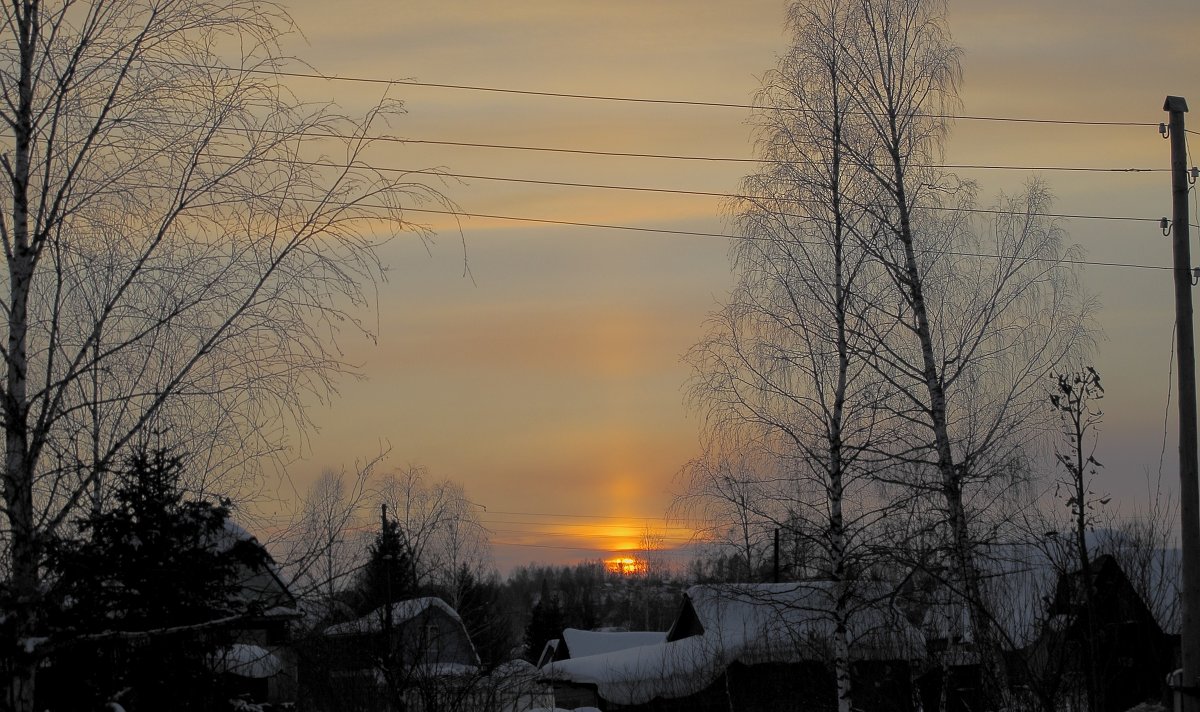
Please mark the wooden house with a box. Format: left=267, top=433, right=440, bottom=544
left=209, top=519, right=303, bottom=706
left=543, top=582, right=924, bottom=712
left=1022, top=554, right=1173, bottom=712
left=320, top=596, right=480, bottom=709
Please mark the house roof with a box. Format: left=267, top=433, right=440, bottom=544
left=209, top=643, right=283, bottom=679
left=544, top=581, right=924, bottom=706
left=536, top=638, right=559, bottom=668
left=560, top=629, right=666, bottom=660
left=673, top=582, right=925, bottom=662
left=215, top=518, right=300, bottom=619
left=543, top=634, right=721, bottom=706
left=909, top=538, right=1181, bottom=646
left=323, top=597, right=464, bottom=636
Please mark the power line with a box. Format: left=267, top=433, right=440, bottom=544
left=491, top=540, right=696, bottom=555
left=484, top=509, right=672, bottom=521
left=131, top=147, right=1171, bottom=214
left=59, top=170, right=1179, bottom=271
left=124, top=146, right=1180, bottom=229
left=401, top=206, right=1175, bottom=271
left=34, top=112, right=1163, bottom=175
left=313, top=164, right=1168, bottom=203
left=149, top=59, right=1159, bottom=128
left=398, top=139, right=1167, bottom=173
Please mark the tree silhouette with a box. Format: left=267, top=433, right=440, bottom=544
left=355, top=510, right=419, bottom=614
left=524, top=579, right=565, bottom=662
left=0, top=3, right=443, bottom=706
left=44, top=447, right=267, bottom=710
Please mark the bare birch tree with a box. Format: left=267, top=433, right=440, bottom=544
left=280, top=460, right=378, bottom=610
left=681, top=4, right=908, bottom=711
left=829, top=0, right=1094, bottom=703
left=684, top=2, right=1093, bottom=708
left=378, top=465, right=493, bottom=601
left=674, top=444, right=775, bottom=582
left=0, top=2, right=447, bottom=709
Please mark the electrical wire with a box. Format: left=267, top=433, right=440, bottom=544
left=491, top=540, right=695, bottom=555
left=102, top=146, right=1176, bottom=220
left=85, top=168, right=1174, bottom=269
left=479, top=518, right=693, bottom=533
left=1158, top=324, right=1176, bottom=481
left=399, top=140, right=1166, bottom=172
left=399, top=206, right=1175, bottom=271
left=25, top=113, right=1166, bottom=176
left=146, top=59, right=1160, bottom=128
left=277, top=162, right=1172, bottom=205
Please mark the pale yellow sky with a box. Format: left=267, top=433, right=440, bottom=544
left=257, top=1, right=1199, bottom=569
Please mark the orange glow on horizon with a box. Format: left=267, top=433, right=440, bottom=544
left=605, top=555, right=648, bottom=577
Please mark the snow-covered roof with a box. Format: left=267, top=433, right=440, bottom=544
left=410, top=662, right=478, bottom=678
left=908, top=536, right=1180, bottom=646
left=209, top=643, right=282, bottom=679
left=490, top=659, right=542, bottom=681
left=212, top=518, right=258, bottom=553
left=544, top=635, right=722, bottom=706
left=544, top=581, right=924, bottom=706
left=213, top=518, right=300, bottom=617
left=678, top=582, right=925, bottom=662
left=536, top=639, right=559, bottom=668
left=560, top=629, right=666, bottom=659
left=324, top=597, right=463, bottom=636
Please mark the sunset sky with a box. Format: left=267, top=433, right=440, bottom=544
left=257, top=1, right=1200, bottom=571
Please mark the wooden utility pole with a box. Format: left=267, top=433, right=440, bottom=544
left=1167, top=95, right=1200, bottom=712
left=773, top=528, right=780, bottom=583
left=381, top=503, right=394, bottom=638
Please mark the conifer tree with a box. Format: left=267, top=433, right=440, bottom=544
left=44, top=447, right=267, bottom=710
left=355, top=511, right=419, bottom=614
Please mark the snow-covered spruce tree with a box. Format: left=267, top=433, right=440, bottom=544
left=354, top=508, right=420, bottom=615
left=43, top=447, right=266, bottom=710
left=0, top=2, right=442, bottom=708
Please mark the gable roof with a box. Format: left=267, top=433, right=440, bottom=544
left=324, top=597, right=464, bottom=636
left=214, top=518, right=300, bottom=618
left=1049, top=554, right=1164, bottom=635
left=543, top=633, right=720, bottom=706
left=544, top=581, right=924, bottom=706
left=536, top=638, right=559, bottom=668
left=672, top=582, right=925, bottom=661
left=908, top=539, right=1181, bottom=647
left=560, top=629, right=666, bottom=660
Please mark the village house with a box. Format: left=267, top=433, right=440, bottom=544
left=1022, top=554, right=1173, bottom=712
left=540, top=628, right=667, bottom=667
left=32, top=516, right=303, bottom=711
left=543, top=582, right=925, bottom=712
left=902, top=546, right=1178, bottom=712
left=318, top=596, right=480, bottom=709
left=207, top=519, right=304, bottom=706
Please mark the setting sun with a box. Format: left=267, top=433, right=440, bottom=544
left=605, top=555, right=648, bottom=577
